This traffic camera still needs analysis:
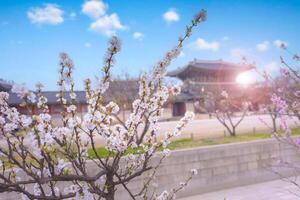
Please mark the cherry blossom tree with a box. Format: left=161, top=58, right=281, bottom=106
left=208, top=91, right=249, bottom=137
left=104, top=74, right=138, bottom=121
left=265, top=103, right=279, bottom=133
left=0, top=10, right=207, bottom=200
left=259, top=46, right=300, bottom=196
left=262, top=44, right=300, bottom=138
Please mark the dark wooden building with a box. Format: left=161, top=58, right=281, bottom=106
left=1, top=80, right=139, bottom=116
left=0, top=79, right=12, bottom=92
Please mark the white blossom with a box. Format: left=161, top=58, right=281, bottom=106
left=0, top=92, right=9, bottom=106
left=64, top=184, right=80, bottom=194
left=12, top=84, right=28, bottom=99
left=163, top=148, right=171, bottom=156
left=170, top=85, right=181, bottom=96
left=173, top=112, right=194, bottom=136
left=12, top=84, right=36, bottom=103
left=42, top=132, right=55, bottom=145
left=57, top=159, right=67, bottom=173
left=3, top=123, right=18, bottom=133
left=33, top=183, right=41, bottom=196
left=97, top=81, right=109, bottom=94
left=20, top=115, right=32, bottom=127
left=221, top=90, right=228, bottom=99
left=191, top=168, right=198, bottom=175
left=67, top=105, right=77, bottom=113
left=26, top=132, right=43, bottom=159
left=75, top=185, right=94, bottom=200
left=39, top=113, right=51, bottom=122
left=0, top=116, right=5, bottom=125
left=180, top=181, right=187, bottom=187
left=106, top=101, right=119, bottom=114
left=37, top=96, right=48, bottom=108
left=27, top=92, right=36, bottom=103
left=68, top=118, right=77, bottom=128
left=156, top=190, right=169, bottom=200
left=70, top=92, right=77, bottom=99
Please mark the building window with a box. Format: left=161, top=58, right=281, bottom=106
left=172, top=102, right=186, bottom=116
left=81, top=105, right=88, bottom=113
left=16, top=106, right=29, bottom=115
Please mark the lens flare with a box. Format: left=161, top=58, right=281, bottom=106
left=236, top=72, right=253, bottom=85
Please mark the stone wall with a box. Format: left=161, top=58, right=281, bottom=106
left=153, top=139, right=300, bottom=198
left=1, top=139, right=300, bottom=200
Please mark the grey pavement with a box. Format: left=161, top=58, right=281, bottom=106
left=158, top=114, right=298, bottom=138
left=92, top=114, right=298, bottom=145
left=179, top=178, right=300, bottom=200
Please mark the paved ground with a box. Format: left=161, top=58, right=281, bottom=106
left=179, top=179, right=300, bottom=200
left=92, top=114, right=298, bottom=145
left=158, top=114, right=298, bottom=138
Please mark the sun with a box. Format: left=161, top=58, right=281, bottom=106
left=236, top=72, right=253, bottom=85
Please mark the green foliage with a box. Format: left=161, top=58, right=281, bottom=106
left=166, top=128, right=300, bottom=150
left=87, top=147, right=144, bottom=159
left=290, top=128, right=300, bottom=135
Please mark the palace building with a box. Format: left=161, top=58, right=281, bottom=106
left=167, top=59, right=254, bottom=83
left=167, top=59, right=255, bottom=116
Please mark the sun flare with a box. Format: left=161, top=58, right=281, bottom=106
left=236, top=72, right=253, bottom=85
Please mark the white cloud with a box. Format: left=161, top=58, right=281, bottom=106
left=82, top=0, right=107, bottom=19
left=84, top=42, right=92, bottom=48
left=133, top=32, right=144, bottom=40
left=163, top=9, right=180, bottom=23
left=90, top=13, right=125, bottom=36
left=273, top=39, right=288, bottom=49
left=189, top=38, right=219, bottom=51
left=264, top=62, right=278, bottom=73
left=82, top=0, right=126, bottom=36
left=27, top=4, right=64, bottom=25
left=256, top=41, right=269, bottom=52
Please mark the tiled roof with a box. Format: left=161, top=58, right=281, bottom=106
left=173, top=91, right=197, bottom=102
left=167, top=59, right=255, bottom=77
left=7, top=80, right=140, bottom=106
left=8, top=91, right=87, bottom=105
left=0, top=80, right=13, bottom=92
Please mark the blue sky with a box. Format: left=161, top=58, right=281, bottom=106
left=1, top=0, right=299, bottom=90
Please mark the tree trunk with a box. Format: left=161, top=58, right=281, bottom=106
left=106, top=192, right=115, bottom=200
left=105, top=172, right=115, bottom=200
left=230, top=127, right=236, bottom=137
left=272, top=117, right=277, bottom=133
